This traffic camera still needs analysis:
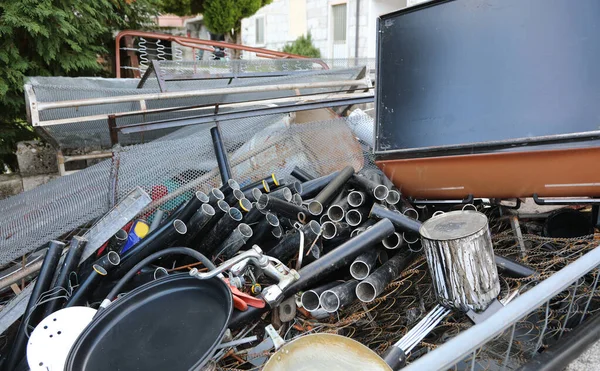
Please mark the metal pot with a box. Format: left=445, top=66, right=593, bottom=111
left=420, top=207, right=500, bottom=312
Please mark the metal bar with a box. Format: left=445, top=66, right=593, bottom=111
left=375, top=131, right=600, bottom=159
left=63, top=152, right=113, bottom=162
left=119, top=95, right=374, bottom=134
left=152, top=59, right=167, bottom=92
left=108, top=115, right=119, bottom=146
left=36, top=79, right=369, bottom=111
left=533, top=194, right=600, bottom=205
left=34, top=91, right=373, bottom=127
left=403, top=243, right=600, bottom=371
left=211, top=125, right=232, bottom=184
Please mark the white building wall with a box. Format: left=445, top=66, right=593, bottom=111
left=241, top=0, right=406, bottom=59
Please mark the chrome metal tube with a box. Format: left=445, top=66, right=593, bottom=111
left=356, top=252, right=413, bottom=303
left=320, top=280, right=359, bottom=312
left=300, top=281, right=340, bottom=311
left=214, top=223, right=254, bottom=259
left=308, top=166, right=355, bottom=216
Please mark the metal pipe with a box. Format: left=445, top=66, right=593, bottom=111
left=242, top=203, right=262, bottom=224
left=321, top=221, right=351, bottom=240
left=356, top=252, right=413, bottom=303
left=327, top=196, right=349, bottom=222
left=243, top=187, right=262, bottom=202
left=38, top=79, right=370, bottom=111
left=65, top=250, right=119, bottom=307
left=3, top=240, right=63, bottom=371
left=245, top=212, right=280, bottom=247
left=44, top=237, right=87, bottom=316
left=267, top=221, right=321, bottom=264
left=94, top=251, right=121, bottom=271
left=345, top=207, right=367, bottom=227
left=198, top=208, right=243, bottom=256
left=257, top=194, right=307, bottom=223
left=220, top=179, right=240, bottom=198
left=286, top=181, right=303, bottom=195
left=207, top=188, right=225, bottom=208
left=382, top=232, right=404, bottom=250
left=241, top=173, right=280, bottom=192
left=182, top=203, right=216, bottom=249
left=350, top=250, right=378, bottom=280
left=211, top=126, right=232, bottom=184
left=370, top=203, right=422, bottom=234
left=226, top=188, right=246, bottom=206
left=229, top=219, right=395, bottom=329
left=272, top=225, right=283, bottom=239
left=320, top=280, right=359, bottom=312
left=299, top=171, right=340, bottom=199
left=176, top=190, right=209, bottom=224
left=236, top=197, right=253, bottom=214
left=214, top=224, right=254, bottom=259
left=308, top=166, right=355, bottom=216
left=292, top=193, right=303, bottom=206
left=107, top=229, right=128, bottom=254
left=291, top=166, right=315, bottom=182
left=347, top=191, right=366, bottom=207
left=349, top=174, right=389, bottom=201
left=386, top=190, right=401, bottom=205
left=113, top=218, right=187, bottom=277
left=149, top=209, right=165, bottom=232
left=300, top=282, right=340, bottom=311
left=270, top=187, right=293, bottom=202
left=495, top=255, right=539, bottom=278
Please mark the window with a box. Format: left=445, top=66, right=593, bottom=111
left=255, top=17, right=265, bottom=45
left=332, top=3, right=347, bottom=42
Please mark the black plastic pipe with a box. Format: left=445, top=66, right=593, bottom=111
left=320, top=280, right=359, bottom=312
left=495, top=255, right=539, bottom=278
left=214, top=223, right=253, bottom=259
left=370, top=203, right=422, bottom=234
left=241, top=174, right=279, bottom=192
left=3, top=241, right=63, bottom=371
left=198, top=208, right=243, bottom=256
left=291, top=166, right=315, bottom=182
left=299, top=171, right=340, bottom=199
left=44, top=237, right=87, bottom=317
left=308, top=166, right=355, bottom=216
left=257, top=194, right=307, bottom=222
left=182, top=203, right=216, bottom=248
left=356, top=252, right=413, bottom=303
left=113, top=218, right=187, bottom=278
left=267, top=221, right=321, bottom=264
left=245, top=212, right=279, bottom=248
left=229, top=218, right=395, bottom=328
left=349, top=174, right=390, bottom=201
left=210, top=126, right=232, bottom=184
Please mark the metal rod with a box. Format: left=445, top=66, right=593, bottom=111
left=149, top=209, right=165, bottom=232
left=308, top=166, right=355, bottom=216
left=211, top=126, right=232, bottom=184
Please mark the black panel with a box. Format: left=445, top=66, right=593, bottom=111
left=375, top=0, right=600, bottom=154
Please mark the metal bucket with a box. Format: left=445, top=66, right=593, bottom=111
left=420, top=207, right=500, bottom=312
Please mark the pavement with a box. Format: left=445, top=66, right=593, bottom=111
left=567, top=341, right=600, bottom=371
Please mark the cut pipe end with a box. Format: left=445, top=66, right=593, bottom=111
left=327, top=205, right=345, bottom=222
left=251, top=188, right=262, bottom=202
left=195, top=191, right=209, bottom=203
left=322, top=221, right=337, bottom=240
left=300, top=290, right=321, bottom=312
left=229, top=208, right=243, bottom=222
left=403, top=208, right=419, bottom=220
left=201, top=203, right=216, bottom=216
left=350, top=261, right=370, bottom=280
left=356, top=281, right=377, bottom=303
left=346, top=209, right=363, bottom=227
left=347, top=191, right=364, bottom=208
left=308, top=200, right=323, bottom=216
left=217, top=200, right=230, bottom=213
left=373, top=185, right=390, bottom=201
left=237, top=223, right=253, bottom=239
left=266, top=212, right=280, bottom=227
left=292, top=193, right=303, bottom=206
left=233, top=189, right=245, bottom=201
left=173, top=219, right=187, bottom=235
left=211, top=188, right=225, bottom=200
left=239, top=198, right=252, bottom=212
left=227, top=179, right=241, bottom=191
left=115, top=229, right=128, bottom=241
left=292, top=181, right=303, bottom=195
left=308, top=220, right=321, bottom=235
left=272, top=225, right=283, bottom=238
left=257, top=194, right=269, bottom=210
left=350, top=228, right=363, bottom=237
left=383, top=232, right=402, bottom=250
left=106, top=251, right=121, bottom=266
left=320, top=291, right=341, bottom=313
left=386, top=190, right=401, bottom=205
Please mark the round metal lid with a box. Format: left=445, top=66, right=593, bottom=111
left=420, top=210, right=488, bottom=240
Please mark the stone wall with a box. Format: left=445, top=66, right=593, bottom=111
left=0, top=141, right=59, bottom=200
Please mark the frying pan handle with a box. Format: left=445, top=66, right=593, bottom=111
left=382, top=346, right=407, bottom=370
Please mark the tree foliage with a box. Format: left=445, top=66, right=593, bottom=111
left=0, top=0, right=159, bottom=172
left=282, top=33, right=321, bottom=58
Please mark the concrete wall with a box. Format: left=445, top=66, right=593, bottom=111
left=0, top=141, right=59, bottom=200
left=242, top=0, right=406, bottom=59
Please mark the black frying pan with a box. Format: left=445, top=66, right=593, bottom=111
left=64, top=273, right=232, bottom=371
